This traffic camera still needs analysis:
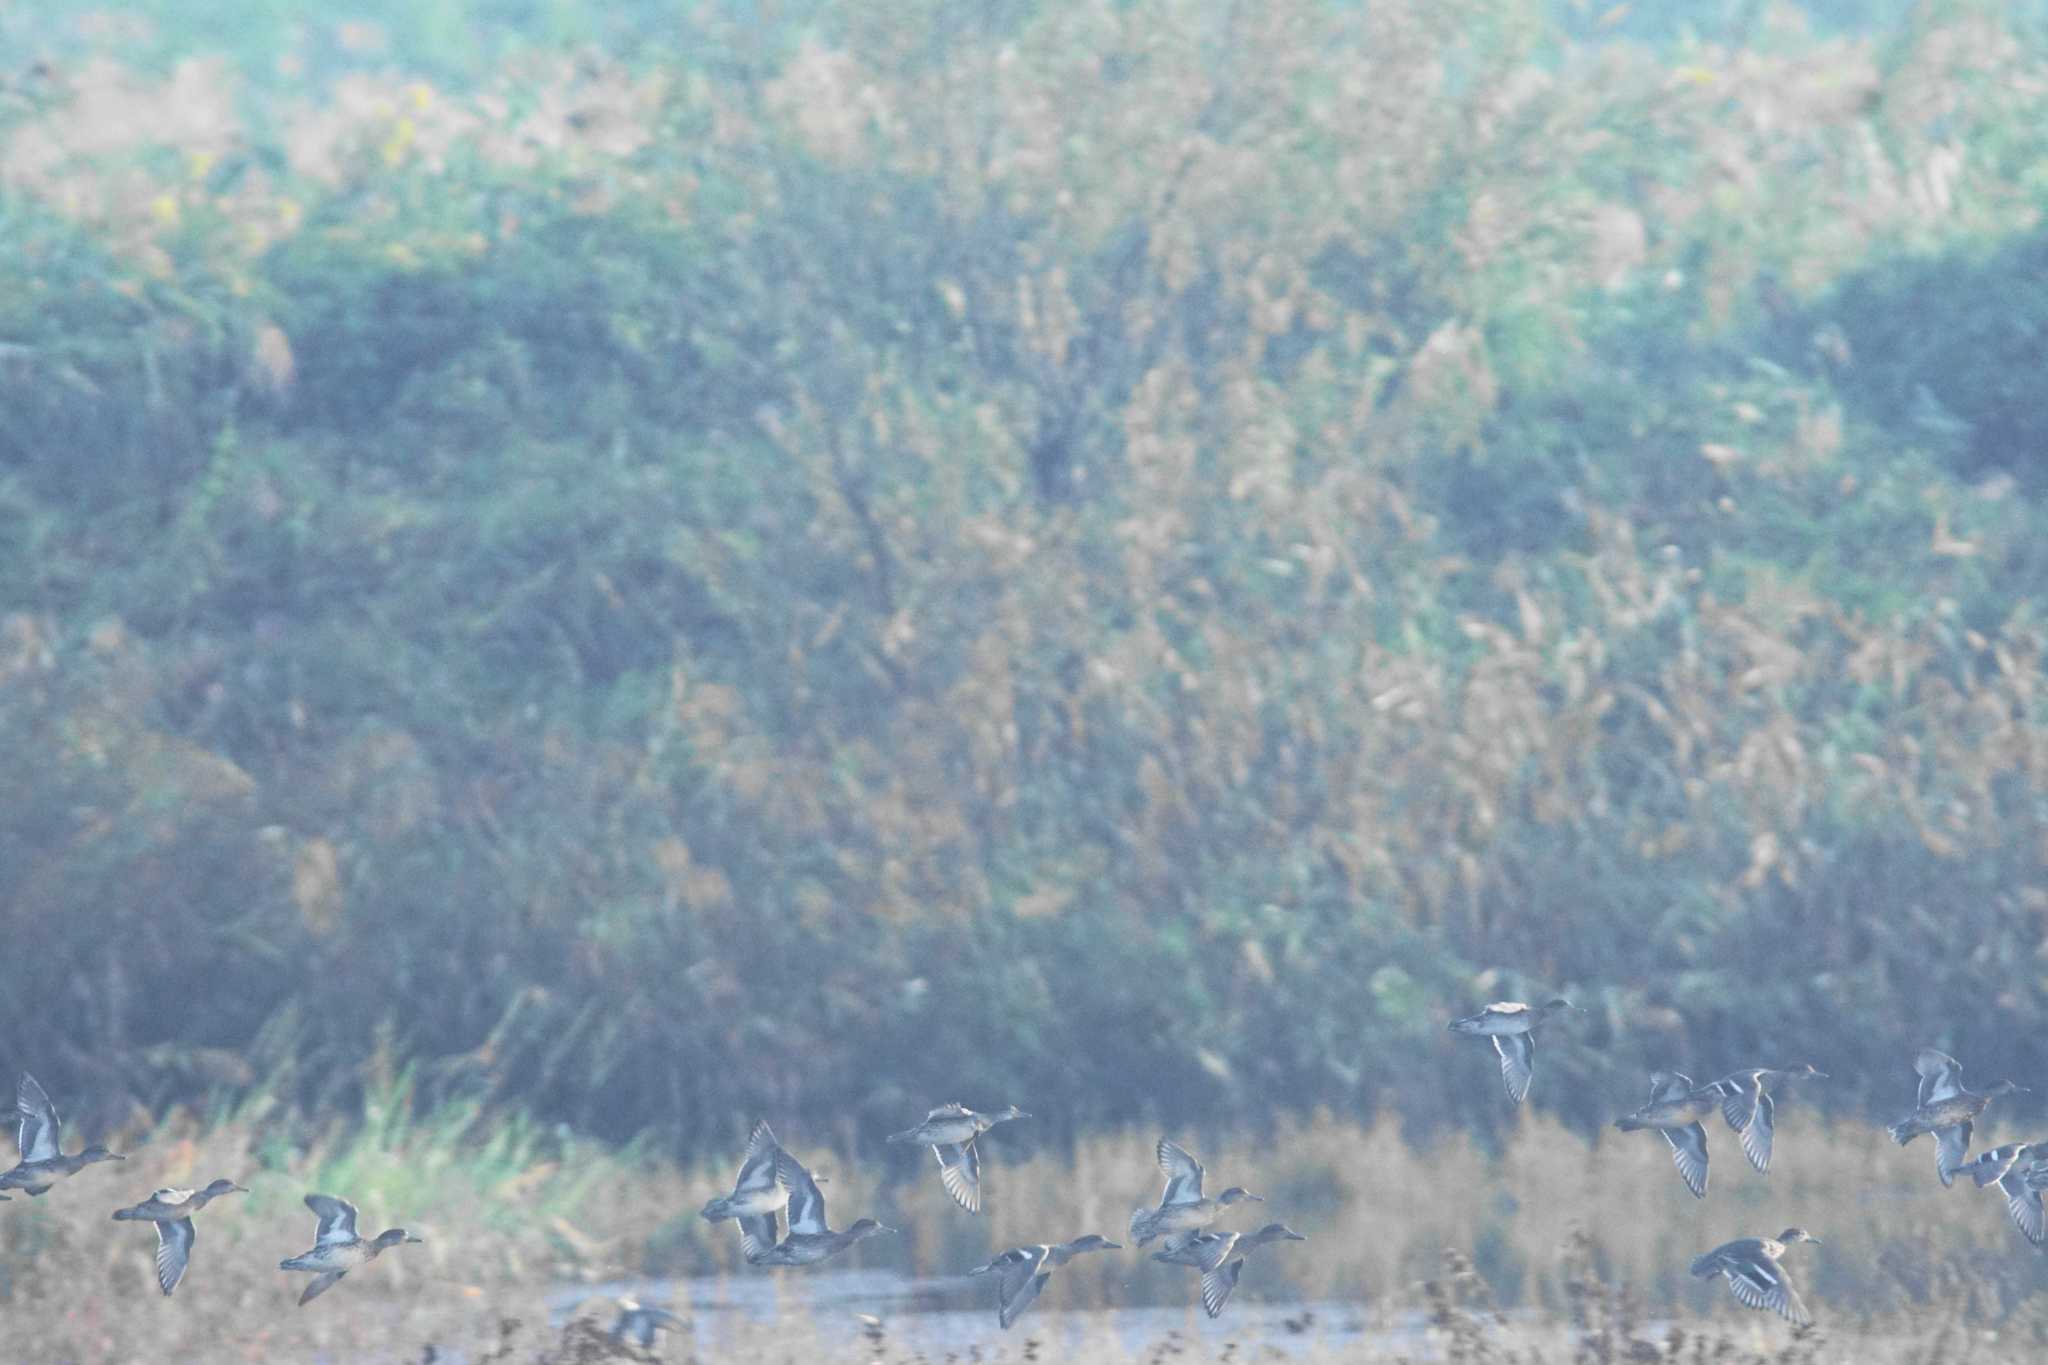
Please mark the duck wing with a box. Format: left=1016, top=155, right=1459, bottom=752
left=737, top=1212, right=778, bottom=1264
left=1713, top=1072, right=1761, bottom=1133
left=297, top=1269, right=347, bottom=1306
left=1723, top=1257, right=1810, bottom=1327
left=1735, top=1088, right=1775, bottom=1174
left=1200, top=1257, right=1246, bottom=1318
left=1998, top=1166, right=2047, bottom=1247
left=934, top=1141, right=981, bottom=1214
left=15, top=1073, right=58, bottom=1164
left=1917, top=1049, right=1964, bottom=1107
left=1000, top=1271, right=1051, bottom=1329
left=777, top=1152, right=830, bottom=1236
left=1491, top=1033, right=1534, bottom=1105
left=1661, top=1122, right=1710, bottom=1199
left=1935, top=1123, right=1973, bottom=1188
left=733, top=1121, right=782, bottom=1200
left=154, top=1217, right=195, bottom=1296
left=304, top=1194, right=361, bottom=1246
left=1156, top=1138, right=1205, bottom=1205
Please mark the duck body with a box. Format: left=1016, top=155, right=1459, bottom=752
left=279, top=1193, right=423, bottom=1305
left=1690, top=1228, right=1820, bottom=1326
left=967, top=1234, right=1119, bottom=1329
left=1613, top=1071, right=1715, bottom=1198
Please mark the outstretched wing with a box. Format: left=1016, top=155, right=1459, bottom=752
left=154, top=1217, right=195, bottom=1296
left=1000, top=1271, right=1050, bottom=1329
left=1935, top=1123, right=1973, bottom=1188
left=737, top=1212, right=778, bottom=1263
left=1661, top=1122, right=1710, bottom=1199
left=15, top=1073, right=57, bottom=1163
left=1715, top=1072, right=1760, bottom=1133
left=778, top=1153, right=829, bottom=1236
left=1157, top=1139, right=1205, bottom=1205
left=1999, top=1168, right=2047, bottom=1247
left=304, top=1194, right=360, bottom=1246
left=1736, top=1089, right=1775, bottom=1174
left=1200, top=1258, right=1246, bottom=1318
left=1917, top=1049, right=1963, bottom=1107
left=1492, top=1034, right=1534, bottom=1105
left=934, top=1141, right=982, bottom=1214
left=1723, top=1259, right=1810, bottom=1327
left=298, top=1269, right=347, bottom=1306
left=733, top=1120, right=782, bottom=1198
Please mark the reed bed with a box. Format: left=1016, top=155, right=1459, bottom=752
left=7, top=1101, right=2048, bottom=1360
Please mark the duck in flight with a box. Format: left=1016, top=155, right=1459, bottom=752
left=965, top=1234, right=1120, bottom=1328
left=1153, top=1222, right=1306, bottom=1318
left=887, top=1102, right=1029, bottom=1214
left=1690, top=1228, right=1821, bottom=1327
left=1956, top=1141, right=2048, bottom=1247
left=1702, top=1064, right=1827, bottom=1174
left=278, top=1193, right=424, bottom=1305
left=1127, top=1138, right=1263, bottom=1246
left=1613, top=1070, right=1716, bottom=1199
left=751, top=1148, right=892, bottom=1266
left=1447, top=999, right=1579, bottom=1105
left=0, top=1072, right=124, bottom=1196
left=1887, top=1048, right=2025, bottom=1186
left=111, top=1178, right=247, bottom=1295
left=700, top=1120, right=791, bottom=1263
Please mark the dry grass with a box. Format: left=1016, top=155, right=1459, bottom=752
left=7, top=1104, right=2048, bottom=1361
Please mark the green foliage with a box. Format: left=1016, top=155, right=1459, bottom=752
left=3, top=0, right=2048, bottom=1172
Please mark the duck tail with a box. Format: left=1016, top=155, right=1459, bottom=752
left=1887, top=1117, right=1923, bottom=1146
left=1613, top=1116, right=1647, bottom=1133
left=111, top=1207, right=136, bottom=1221
left=885, top=1130, right=917, bottom=1144
left=1687, top=1252, right=1721, bottom=1278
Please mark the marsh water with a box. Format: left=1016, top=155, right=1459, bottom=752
left=543, top=1269, right=1390, bottom=1358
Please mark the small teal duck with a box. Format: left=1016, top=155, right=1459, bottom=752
left=1447, top=998, right=1579, bottom=1105
left=1886, top=1048, right=2025, bottom=1186
left=965, top=1234, right=1120, bottom=1329
left=1703, top=1064, right=1827, bottom=1174
left=1613, top=1070, right=1715, bottom=1199
left=751, top=1150, right=892, bottom=1266
left=887, top=1102, right=1029, bottom=1214
left=610, top=1297, right=685, bottom=1347
left=112, top=1178, right=247, bottom=1295
left=1958, top=1141, right=2048, bottom=1247
left=0, top=1072, right=125, bottom=1195
left=1689, top=1228, right=1820, bottom=1327
left=1128, top=1138, right=1263, bottom=1246
left=278, top=1193, right=424, bottom=1305
left=700, top=1120, right=788, bottom=1263
left=1153, top=1222, right=1306, bottom=1318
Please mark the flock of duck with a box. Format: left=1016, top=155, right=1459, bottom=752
left=5, top=1002, right=2039, bottom=1343
left=694, top=1105, right=1304, bottom=1331
left=1450, top=997, right=2046, bottom=1330
left=0, top=1072, right=419, bottom=1304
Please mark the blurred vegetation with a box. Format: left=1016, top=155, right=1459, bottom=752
left=4, top=0, right=2048, bottom=1172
